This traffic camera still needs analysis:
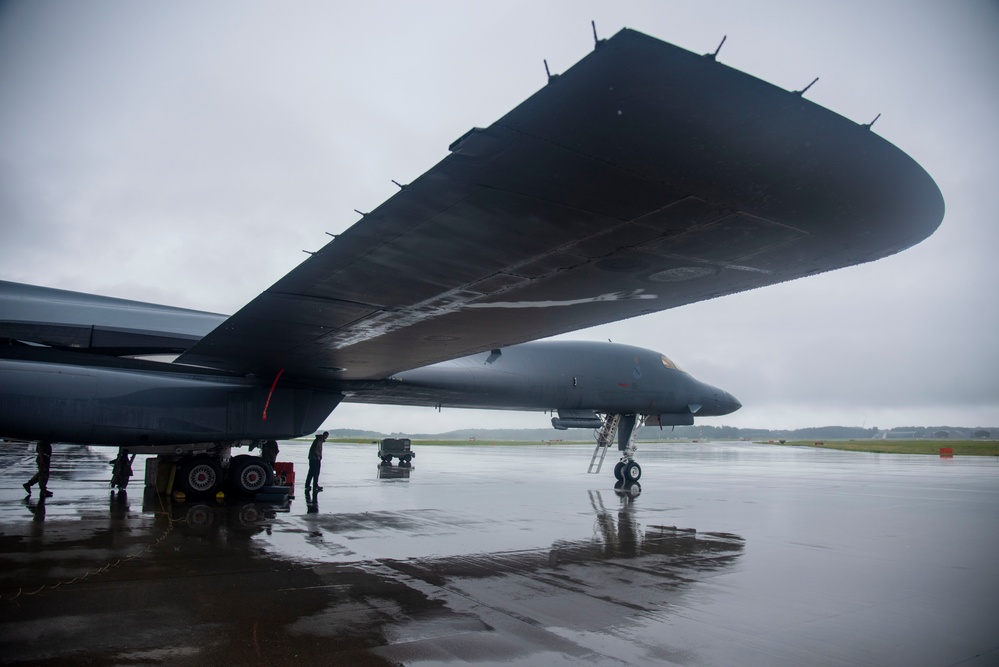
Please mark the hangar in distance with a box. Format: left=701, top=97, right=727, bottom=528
left=0, top=28, right=943, bottom=495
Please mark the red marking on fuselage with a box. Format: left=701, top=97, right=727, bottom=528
left=262, top=368, right=285, bottom=421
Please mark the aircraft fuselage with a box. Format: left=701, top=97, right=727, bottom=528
left=350, top=340, right=740, bottom=421
left=0, top=340, right=738, bottom=448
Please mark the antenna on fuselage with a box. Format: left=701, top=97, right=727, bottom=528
left=591, top=21, right=605, bottom=49
left=861, top=113, right=881, bottom=130
left=794, top=77, right=819, bottom=96
left=544, top=59, right=559, bottom=84
left=705, top=35, right=727, bottom=60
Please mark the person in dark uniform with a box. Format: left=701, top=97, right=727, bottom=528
left=110, top=448, right=134, bottom=492
left=261, top=439, right=279, bottom=465
left=23, top=441, right=53, bottom=497
left=305, top=432, right=328, bottom=493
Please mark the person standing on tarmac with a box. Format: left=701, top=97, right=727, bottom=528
left=305, top=432, right=328, bottom=493
left=23, top=441, right=53, bottom=497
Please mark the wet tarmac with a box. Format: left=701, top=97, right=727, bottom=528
left=1, top=440, right=997, bottom=666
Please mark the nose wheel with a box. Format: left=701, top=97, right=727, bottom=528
left=614, top=460, right=641, bottom=482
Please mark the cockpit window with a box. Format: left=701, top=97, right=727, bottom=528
left=661, top=355, right=685, bottom=372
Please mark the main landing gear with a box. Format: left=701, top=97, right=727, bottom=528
left=588, top=413, right=645, bottom=495
left=134, top=443, right=275, bottom=499
left=172, top=453, right=273, bottom=497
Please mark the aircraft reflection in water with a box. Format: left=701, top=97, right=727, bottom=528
left=151, top=492, right=289, bottom=537
left=144, top=492, right=745, bottom=606
left=383, top=490, right=743, bottom=588
left=1, top=458, right=743, bottom=665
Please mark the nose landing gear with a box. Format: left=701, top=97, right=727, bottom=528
left=589, top=413, right=645, bottom=491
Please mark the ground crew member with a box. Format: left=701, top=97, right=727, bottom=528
left=305, top=431, right=328, bottom=493
left=110, top=448, right=134, bottom=492
left=23, top=441, right=53, bottom=497
left=261, top=439, right=279, bottom=465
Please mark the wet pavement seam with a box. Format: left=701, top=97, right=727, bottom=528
left=1, top=514, right=177, bottom=603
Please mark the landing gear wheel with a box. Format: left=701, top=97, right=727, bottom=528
left=228, top=455, right=273, bottom=496
left=623, top=461, right=642, bottom=482
left=614, top=461, right=625, bottom=481
left=177, top=457, right=223, bottom=497
left=381, top=457, right=392, bottom=465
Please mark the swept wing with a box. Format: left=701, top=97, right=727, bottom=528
left=165, top=28, right=943, bottom=383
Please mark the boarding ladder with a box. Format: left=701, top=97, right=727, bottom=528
left=587, top=414, right=621, bottom=474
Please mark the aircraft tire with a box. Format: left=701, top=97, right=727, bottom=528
left=176, top=457, right=223, bottom=497
left=228, top=455, right=274, bottom=496
left=623, top=461, right=642, bottom=482
left=614, top=462, right=625, bottom=481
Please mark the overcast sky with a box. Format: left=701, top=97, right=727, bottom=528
left=1, top=1, right=997, bottom=434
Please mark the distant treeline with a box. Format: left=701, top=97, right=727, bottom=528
left=327, top=424, right=996, bottom=441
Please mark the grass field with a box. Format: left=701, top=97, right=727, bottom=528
left=764, top=439, right=999, bottom=456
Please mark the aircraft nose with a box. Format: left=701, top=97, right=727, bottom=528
left=702, top=386, right=742, bottom=416
left=721, top=391, right=742, bottom=415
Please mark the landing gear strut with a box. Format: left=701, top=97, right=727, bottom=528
left=589, top=413, right=645, bottom=493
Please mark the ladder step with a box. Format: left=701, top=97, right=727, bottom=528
left=587, top=414, right=620, bottom=474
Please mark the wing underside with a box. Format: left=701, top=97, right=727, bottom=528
left=176, top=29, right=943, bottom=383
